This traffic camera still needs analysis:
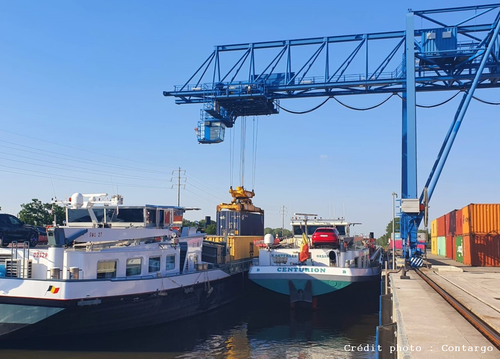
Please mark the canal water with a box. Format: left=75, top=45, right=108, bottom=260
left=0, top=288, right=380, bottom=359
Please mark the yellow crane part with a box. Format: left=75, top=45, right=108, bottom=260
left=216, top=186, right=264, bottom=214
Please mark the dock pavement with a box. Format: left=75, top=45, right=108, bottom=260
left=390, top=253, right=500, bottom=358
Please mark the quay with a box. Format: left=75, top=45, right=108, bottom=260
left=381, top=253, right=500, bottom=358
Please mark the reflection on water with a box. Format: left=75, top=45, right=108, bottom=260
left=0, top=289, right=379, bottom=359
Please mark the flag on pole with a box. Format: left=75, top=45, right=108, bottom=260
left=299, top=232, right=309, bottom=262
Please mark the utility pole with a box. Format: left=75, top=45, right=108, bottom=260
left=279, top=205, right=287, bottom=237
left=171, top=167, right=186, bottom=206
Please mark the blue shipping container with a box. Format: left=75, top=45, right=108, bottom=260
left=216, top=211, right=264, bottom=236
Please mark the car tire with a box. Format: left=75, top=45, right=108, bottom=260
left=29, top=231, right=38, bottom=248
left=0, top=232, right=8, bottom=247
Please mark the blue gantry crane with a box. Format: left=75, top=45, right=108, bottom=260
left=164, top=4, right=500, bottom=266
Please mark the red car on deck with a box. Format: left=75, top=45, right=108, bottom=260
left=311, top=227, right=339, bottom=248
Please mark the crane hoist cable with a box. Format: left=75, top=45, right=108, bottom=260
left=229, top=126, right=235, bottom=188
left=240, top=116, right=246, bottom=188
left=252, top=116, right=259, bottom=190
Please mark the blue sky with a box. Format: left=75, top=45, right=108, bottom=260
left=1, top=1, right=499, bottom=237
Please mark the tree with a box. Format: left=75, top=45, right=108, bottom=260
left=377, top=218, right=400, bottom=247
left=204, top=223, right=215, bottom=235
left=181, top=218, right=216, bottom=235
left=377, top=217, right=430, bottom=248
left=18, top=199, right=65, bottom=226
left=264, top=227, right=292, bottom=238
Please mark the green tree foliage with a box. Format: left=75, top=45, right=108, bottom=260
left=264, top=227, right=292, bottom=238
left=377, top=218, right=400, bottom=247
left=377, top=217, right=430, bottom=248
left=18, top=199, right=65, bottom=226
left=181, top=219, right=216, bottom=235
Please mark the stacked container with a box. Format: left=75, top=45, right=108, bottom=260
left=432, top=204, right=500, bottom=266
left=455, top=209, right=463, bottom=263
left=430, top=219, right=438, bottom=255
left=436, top=215, right=446, bottom=256
left=445, top=211, right=454, bottom=259
left=461, top=204, right=500, bottom=267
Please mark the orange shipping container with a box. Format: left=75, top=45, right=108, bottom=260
left=462, top=203, right=500, bottom=235
left=462, top=233, right=500, bottom=267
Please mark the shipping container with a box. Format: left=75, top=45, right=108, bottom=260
left=437, top=236, right=446, bottom=256
left=431, top=219, right=438, bottom=238
left=463, top=234, right=472, bottom=265
left=431, top=236, right=438, bottom=255
left=462, top=204, right=500, bottom=235
left=437, top=216, right=446, bottom=237
left=455, top=209, right=463, bottom=236
left=444, top=212, right=450, bottom=236
left=445, top=235, right=453, bottom=259
left=447, top=210, right=457, bottom=235
left=461, top=233, right=500, bottom=267
left=455, top=235, right=463, bottom=263
left=205, top=235, right=263, bottom=261
left=391, top=239, right=426, bottom=252
left=216, top=211, right=264, bottom=236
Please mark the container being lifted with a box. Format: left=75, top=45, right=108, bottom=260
left=216, top=186, right=264, bottom=236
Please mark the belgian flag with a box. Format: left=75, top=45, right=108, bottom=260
left=299, top=232, right=309, bottom=262
left=47, top=285, right=60, bottom=294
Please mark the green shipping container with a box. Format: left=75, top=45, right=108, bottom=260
left=455, top=235, right=463, bottom=263
left=437, top=236, right=446, bottom=256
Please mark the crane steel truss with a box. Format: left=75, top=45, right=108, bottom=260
left=164, top=4, right=500, bottom=264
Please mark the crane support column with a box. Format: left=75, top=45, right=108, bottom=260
left=401, top=10, right=418, bottom=259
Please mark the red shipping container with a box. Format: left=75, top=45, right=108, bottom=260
left=462, top=233, right=500, bottom=266
left=455, top=209, right=463, bottom=236
left=445, top=235, right=453, bottom=259
left=470, top=233, right=500, bottom=266
left=447, top=210, right=457, bottom=235
left=445, top=212, right=450, bottom=236
left=437, top=215, right=446, bottom=237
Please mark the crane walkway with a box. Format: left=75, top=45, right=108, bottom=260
left=391, top=254, right=500, bottom=358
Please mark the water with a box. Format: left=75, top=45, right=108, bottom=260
left=0, top=292, right=379, bottom=359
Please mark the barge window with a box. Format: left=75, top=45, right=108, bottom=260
left=166, top=255, right=175, bottom=270
left=336, top=225, right=346, bottom=236
left=97, top=260, right=117, bottom=279
left=126, top=258, right=142, bottom=276
left=110, top=208, right=144, bottom=223
left=68, top=209, right=104, bottom=223
left=148, top=256, right=161, bottom=272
